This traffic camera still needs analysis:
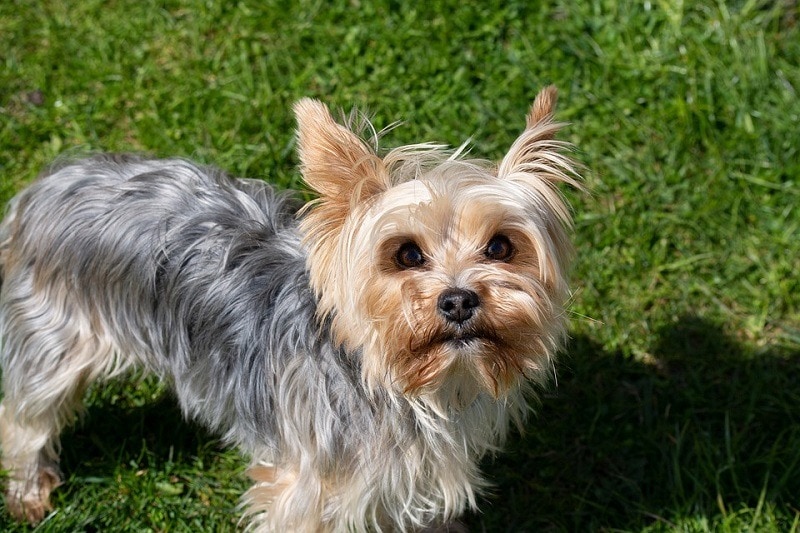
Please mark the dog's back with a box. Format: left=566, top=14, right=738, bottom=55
left=0, top=155, right=313, bottom=522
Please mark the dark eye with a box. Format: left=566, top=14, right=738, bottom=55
left=395, top=241, right=426, bottom=269
left=484, top=234, right=514, bottom=261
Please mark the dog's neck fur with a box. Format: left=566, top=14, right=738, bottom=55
left=246, top=297, right=527, bottom=529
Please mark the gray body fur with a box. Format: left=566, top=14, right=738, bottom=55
left=0, top=155, right=515, bottom=530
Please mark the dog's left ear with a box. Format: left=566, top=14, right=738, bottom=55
left=524, top=84, right=559, bottom=130
left=497, top=86, right=578, bottom=192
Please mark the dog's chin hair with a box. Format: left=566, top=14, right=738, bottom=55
left=0, top=86, right=579, bottom=531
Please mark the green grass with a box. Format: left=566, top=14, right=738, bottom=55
left=1, top=0, right=799, bottom=530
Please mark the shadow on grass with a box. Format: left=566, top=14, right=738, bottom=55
left=0, top=385, right=241, bottom=532
left=58, top=392, right=214, bottom=482
left=467, top=315, right=800, bottom=531
left=2, top=315, right=798, bottom=531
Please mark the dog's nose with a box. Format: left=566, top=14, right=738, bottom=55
left=437, top=288, right=480, bottom=324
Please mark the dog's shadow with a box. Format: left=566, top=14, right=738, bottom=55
left=466, top=314, right=800, bottom=531
left=58, top=386, right=212, bottom=478
left=0, top=381, right=243, bottom=532
left=2, top=315, right=798, bottom=531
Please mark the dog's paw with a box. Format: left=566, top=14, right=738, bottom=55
left=5, top=464, right=61, bottom=524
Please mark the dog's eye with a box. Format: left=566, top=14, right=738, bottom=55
left=484, top=234, right=514, bottom=261
left=395, top=242, right=426, bottom=269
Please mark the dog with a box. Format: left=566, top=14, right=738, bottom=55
left=0, top=86, right=579, bottom=531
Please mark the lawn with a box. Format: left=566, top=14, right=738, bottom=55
left=1, top=0, right=799, bottom=531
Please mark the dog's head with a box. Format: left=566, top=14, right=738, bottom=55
left=295, top=87, right=579, bottom=409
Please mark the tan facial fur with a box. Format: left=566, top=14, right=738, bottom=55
left=296, top=87, right=579, bottom=408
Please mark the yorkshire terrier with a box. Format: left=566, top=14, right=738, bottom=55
left=0, top=86, right=579, bottom=531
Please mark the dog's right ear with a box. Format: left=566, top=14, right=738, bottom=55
left=294, top=99, right=388, bottom=211
left=294, top=99, right=390, bottom=316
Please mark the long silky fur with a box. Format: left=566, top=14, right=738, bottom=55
left=0, top=155, right=530, bottom=531
left=1, top=86, right=580, bottom=531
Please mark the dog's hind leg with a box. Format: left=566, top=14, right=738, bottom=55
left=0, top=403, right=63, bottom=523
left=0, top=276, right=119, bottom=523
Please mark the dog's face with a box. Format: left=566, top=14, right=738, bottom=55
left=295, top=88, right=578, bottom=408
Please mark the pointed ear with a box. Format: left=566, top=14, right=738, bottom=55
left=293, top=98, right=387, bottom=205
left=497, top=85, right=580, bottom=191
left=294, top=99, right=389, bottom=311
left=525, top=84, right=559, bottom=130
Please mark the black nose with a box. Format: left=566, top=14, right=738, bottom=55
left=437, top=288, right=480, bottom=324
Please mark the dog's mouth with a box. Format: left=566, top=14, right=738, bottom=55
left=449, top=335, right=478, bottom=347
left=408, top=323, right=506, bottom=357
left=438, top=329, right=501, bottom=350
left=447, top=333, right=481, bottom=346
